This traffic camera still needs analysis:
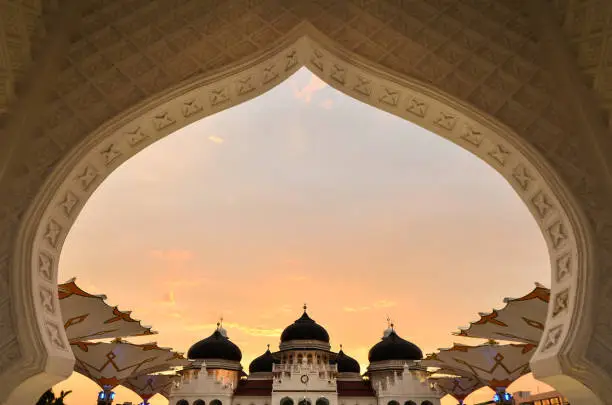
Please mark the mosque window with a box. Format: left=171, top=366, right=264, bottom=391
left=194, top=401, right=205, bottom=405
left=388, top=401, right=400, bottom=405
left=405, top=402, right=416, bottom=405
left=281, top=397, right=294, bottom=405
left=316, top=398, right=330, bottom=405
left=177, top=401, right=189, bottom=405
left=420, top=402, right=433, bottom=405
left=210, top=399, right=222, bottom=405
left=299, top=399, right=312, bottom=405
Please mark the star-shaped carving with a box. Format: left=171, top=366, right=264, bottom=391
left=434, top=112, right=457, bottom=131
left=46, top=322, right=66, bottom=350
left=532, top=192, right=553, bottom=218
left=512, top=165, right=533, bottom=191
left=44, top=220, right=62, bottom=248
left=285, top=49, right=298, bottom=70
left=542, top=325, right=563, bottom=351
left=488, top=144, right=510, bottom=166
left=152, top=112, right=175, bottom=130
left=548, top=221, right=567, bottom=248
left=38, top=253, right=53, bottom=281
left=40, top=287, right=55, bottom=313
left=78, top=166, right=98, bottom=190
left=556, top=253, right=571, bottom=282
left=553, top=289, right=569, bottom=317
left=100, top=144, right=122, bottom=165
left=236, top=77, right=254, bottom=95
left=310, top=49, right=324, bottom=71
left=379, top=87, right=400, bottom=107
left=407, top=98, right=428, bottom=118
left=59, top=191, right=78, bottom=216
left=263, top=64, right=279, bottom=83
left=210, top=88, right=229, bottom=106
left=353, top=75, right=371, bottom=96
left=181, top=99, right=203, bottom=117
left=126, top=127, right=148, bottom=146
left=331, top=64, right=346, bottom=84
left=461, top=125, right=483, bottom=147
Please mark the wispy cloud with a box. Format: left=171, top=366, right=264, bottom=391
left=320, top=99, right=334, bottom=110
left=185, top=322, right=283, bottom=337
left=208, top=135, right=224, bottom=144
left=160, top=290, right=176, bottom=306
left=293, top=73, right=328, bottom=103
left=149, top=249, right=194, bottom=262
left=343, top=300, right=397, bottom=312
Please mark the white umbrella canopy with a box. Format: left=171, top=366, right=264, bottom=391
left=422, top=342, right=535, bottom=390
left=454, top=283, right=549, bottom=345
left=122, top=374, right=178, bottom=401
left=429, top=375, right=484, bottom=402
left=59, top=278, right=156, bottom=342
left=72, top=339, right=188, bottom=389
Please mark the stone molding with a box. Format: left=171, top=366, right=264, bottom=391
left=0, top=18, right=608, bottom=405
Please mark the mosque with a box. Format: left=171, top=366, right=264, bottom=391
left=170, top=306, right=441, bottom=405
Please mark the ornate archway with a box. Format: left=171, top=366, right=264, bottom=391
left=1, top=2, right=612, bottom=405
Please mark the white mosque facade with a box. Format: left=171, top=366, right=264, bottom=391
left=169, top=307, right=442, bottom=405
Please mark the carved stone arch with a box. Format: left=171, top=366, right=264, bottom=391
left=0, top=23, right=609, bottom=405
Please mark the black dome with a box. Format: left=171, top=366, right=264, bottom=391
left=368, top=330, right=422, bottom=362
left=281, top=309, right=329, bottom=343
left=249, top=346, right=279, bottom=373
left=332, top=348, right=360, bottom=373
left=187, top=328, right=242, bottom=361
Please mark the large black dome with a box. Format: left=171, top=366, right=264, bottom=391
left=187, top=328, right=242, bottom=361
left=249, top=346, right=279, bottom=373
left=368, top=329, right=422, bottom=362
left=332, top=348, right=360, bottom=373
left=280, top=308, right=329, bottom=343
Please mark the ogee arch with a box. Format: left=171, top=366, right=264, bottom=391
left=1, top=25, right=606, bottom=405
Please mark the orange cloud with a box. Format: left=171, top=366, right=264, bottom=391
left=293, top=73, right=327, bottom=103
left=320, top=99, right=334, bottom=109
left=160, top=290, right=176, bottom=306
left=343, top=300, right=397, bottom=312
left=185, top=322, right=283, bottom=337
left=208, top=135, right=224, bottom=144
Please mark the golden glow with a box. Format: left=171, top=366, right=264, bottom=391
left=52, top=69, right=553, bottom=405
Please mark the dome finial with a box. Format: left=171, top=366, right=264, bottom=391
left=340, top=344, right=343, bottom=351
left=267, top=343, right=270, bottom=350
left=217, top=316, right=228, bottom=337
left=383, top=316, right=394, bottom=338
left=303, top=302, right=307, bottom=312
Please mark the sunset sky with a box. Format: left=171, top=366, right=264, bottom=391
left=53, top=68, right=553, bottom=405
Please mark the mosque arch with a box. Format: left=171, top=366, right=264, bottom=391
left=404, top=401, right=416, bottom=405
left=280, top=397, right=294, bottom=405
left=0, top=5, right=611, bottom=405
left=420, top=401, right=433, bottom=405
left=298, top=399, right=312, bottom=405
left=316, top=398, right=330, bottom=405
left=388, top=401, right=400, bottom=405
left=194, top=400, right=205, bottom=405
left=177, top=400, right=189, bottom=405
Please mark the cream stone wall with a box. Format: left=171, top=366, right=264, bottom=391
left=1, top=1, right=612, bottom=405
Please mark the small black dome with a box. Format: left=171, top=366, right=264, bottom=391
left=281, top=308, right=329, bottom=343
left=187, top=328, right=242, bottom=361
left=249, top=346, right=279, bottom=373
left=332, top=348, right=360, bottom=373
left=368, top=329, right=422, bottom=362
